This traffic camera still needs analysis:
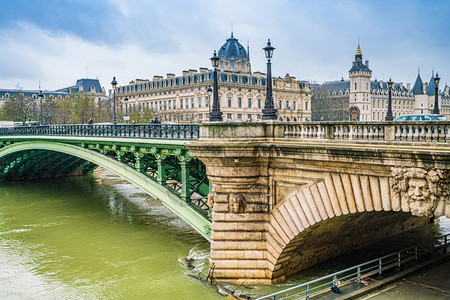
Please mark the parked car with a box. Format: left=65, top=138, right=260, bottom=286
left=394, top=114, right=447, bottom=136
left=394, top=114, right=447, bottom=121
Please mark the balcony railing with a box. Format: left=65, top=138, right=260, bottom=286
left=0, top=124, right=199, bottom=140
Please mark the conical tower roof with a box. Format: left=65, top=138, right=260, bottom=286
left=426, top=74, right=436, bottom=95
left=412, top=71, right=424, bottom=95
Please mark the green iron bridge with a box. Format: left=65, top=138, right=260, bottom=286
left=0, top=124, right=212, bottom=240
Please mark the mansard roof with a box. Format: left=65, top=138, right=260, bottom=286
left=320, top=80, right=350, bottom=92
left=55, top=78, right=103, bottom=94
left=412, top=73, right=424, bottom=95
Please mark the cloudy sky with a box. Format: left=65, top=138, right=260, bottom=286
left=0, top=0, right=449, bottom=91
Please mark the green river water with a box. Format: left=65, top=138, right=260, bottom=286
left=0, top=169, right=448, bottom=299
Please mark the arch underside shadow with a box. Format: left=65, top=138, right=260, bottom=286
left=270, top=211, right=430, bottom=281
left=0, top=141, right=212, bottom=240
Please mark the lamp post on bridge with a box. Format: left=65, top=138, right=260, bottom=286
left=81, top=108, right=85, bottom=124
left=124, top=96, right=129, bottom=124
left=38, top=90, right=44, bottom=124
left=262, top=39, right=277, bottom=120
left=111, top=76, right=118, bottom=124
left=207, top=86, right=212, bottom=118
left=209, top=50, right=223, bottom=122
left=91, top=108, right=94, bottom=123
left=432, top=73, right=440, bottom=114
left=385, top=78, right=394, bottom=121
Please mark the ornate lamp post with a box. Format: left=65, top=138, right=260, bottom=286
left=124, top=96, right=129, bottom=124
left=81, top=108, right=85, bottom=124
left=209, top=51, right=223, bottom=122
left=91, top=108, right=94, bottom=122
left=385, top=78, right=394, bottom=121
left=38, top=90, right=44, bottom=124
left=111, top=76, right=118, bottom=124
left=207, top=86, right=212, bottom=117
left=432, top=73, right=440, bottom=114
left=262, top=39, right=277, bottom=120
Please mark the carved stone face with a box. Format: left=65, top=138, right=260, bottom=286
left=407, top=178, right=429, bottom=202
left=407, top=178, right=432, bottom=216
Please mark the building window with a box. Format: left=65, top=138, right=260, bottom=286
left=198, top=97, right=202, bottom=107
left=237, top=114, right=242, bottom=119
left=238, top=98, right=242, bottom=108
left=258, top=99, right=261, bottom=109
left=286, top=101, right=289, bottom=109
left=247, top=114, right=252, bottom=120
left=180, top=99, right=183, bottom=109
left=293, top=101, right=296, bottom=110
left=173, top=99, right=176, bottom=109
left=151, top=102, right=154, bottom=110
left=228, top=97, right=232, bottom=108
left=278, top=100, right=282, bottom=110
left=169, top=100, right=172, bottom=109
left=206, top=96, right=209, bottom=107
left=191, top=98, right=194, bottom=108
left=227, top=113, right=232, bottom=119
left=185, top=99, right=189, bottom=108
left=248, top=98, right=251, bottom=108
left=305, top=101, right=308, bottom=110
left=355, top=82, right=357, bottom=90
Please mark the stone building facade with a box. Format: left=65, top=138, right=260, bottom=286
left=116, top=34, right=312, bottom=123
left=312, top=45, right=450, bottom=121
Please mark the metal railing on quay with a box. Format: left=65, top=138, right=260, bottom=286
left=255, top=233, right=449, bottom=300
left=0, top=124, right=199, bottom=140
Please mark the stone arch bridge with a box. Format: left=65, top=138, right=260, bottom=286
left=1, top=121, right=449, bottom=285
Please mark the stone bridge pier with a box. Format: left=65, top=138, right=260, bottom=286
left=188, top=122, right=450, bottom=285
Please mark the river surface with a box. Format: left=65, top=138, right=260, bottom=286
left=0, top=169, right=448, bottom=299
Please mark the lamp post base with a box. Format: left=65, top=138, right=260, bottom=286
left=262, top=108, right=277, bottom=120
left=209, top=112, right=223, bottom=122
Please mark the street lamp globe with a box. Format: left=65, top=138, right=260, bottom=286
left=263, top=39, right=275, bottom=60
left=387, top=78, right=393, bottom=89
left=434, top=73, right=440, bottom=86
left=211, top=51, right=220, bottom=69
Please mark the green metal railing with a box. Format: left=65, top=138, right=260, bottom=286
left=256, top=233, right=449, bottom=300
left=0, top=124, right=199, bottom=139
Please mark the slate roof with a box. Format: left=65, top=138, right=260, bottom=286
left=56, top=78, right=103, bottom=94
left=412, top=73, right=424, bottom=95
left=218, top=33, right=248, bottom=60
left=426, top=74, right=436, bottom=95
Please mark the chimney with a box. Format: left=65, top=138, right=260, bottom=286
left=365, top=60, right=369, bottom=68
left=406, top=83, right=411, bottom=90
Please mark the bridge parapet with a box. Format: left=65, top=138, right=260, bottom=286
left=199, top=121, right=450, bottom=143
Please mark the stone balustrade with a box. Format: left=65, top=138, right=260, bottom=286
left=200, top=121, right=450, bottom=143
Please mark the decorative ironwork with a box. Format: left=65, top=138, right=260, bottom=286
left=0, top=124, right=199, bottom=140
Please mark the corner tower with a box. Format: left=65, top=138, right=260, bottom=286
left=349, top=43, right=372, bottom=121
left=217, top=33, right=251, bottom=74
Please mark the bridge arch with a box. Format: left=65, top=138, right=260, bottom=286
left=266, top=171, right=449, bottom=282
left=0, top=141, right=211, bottom=240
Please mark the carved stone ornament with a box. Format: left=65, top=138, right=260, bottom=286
left=207, top=190, right=215, bottom=208
left=392, top=167, right=449, bottom=217
left=229, top=193, right=246, bottom=213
